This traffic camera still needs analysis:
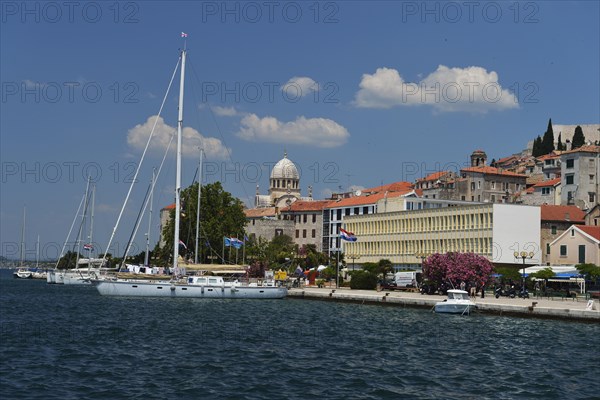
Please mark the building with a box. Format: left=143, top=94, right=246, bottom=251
left=560, top=145, right=600, bottom=209
left=244, top=207, right=294, bottom=242
left=585, top=204, right=600, bottom=226
left=323, top=182, right=414, bottom=256
left=254, top=151, right=312, bottom=208
left=158, top=203, right=176, bottom=246
left=415, top=171, right=458, bottom=200
left=522, top=178, right=561, bottom=206
left=343, top=202, right=541, bottom=269
left=539, top=205, right=585, bottom=264
left=281, top=200, right=330, bottom=252
left=548, top=225, right=600, bottom=266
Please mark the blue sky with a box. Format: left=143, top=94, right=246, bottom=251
left=1, top=1, right=599, bottom=260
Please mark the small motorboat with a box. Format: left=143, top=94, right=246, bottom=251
left=434, top=289, right=476, bottom=314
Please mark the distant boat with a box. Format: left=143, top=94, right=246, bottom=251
left=13, top=207, right=32, bottom=279
left=434, top=289, right=476, bottom=314
left=93, top=45, right=286, bottom=300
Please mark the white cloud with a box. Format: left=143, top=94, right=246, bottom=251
left=236, top=114, right=349, bottom=148
left=127, top=115, right=230, bottom=159
left=212, top=106, right=240, bottom=117
left=281, top=76, right=319, bottom=99
left=354, top=65, right=518, bottom=113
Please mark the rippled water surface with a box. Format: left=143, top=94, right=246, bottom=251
left=1, top=270, right=598, bottom=399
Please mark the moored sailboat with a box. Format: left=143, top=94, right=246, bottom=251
left=94, top=43, right=286, bottom=299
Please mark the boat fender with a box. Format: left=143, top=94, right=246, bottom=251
left=201, top=286, right=204, bottom=294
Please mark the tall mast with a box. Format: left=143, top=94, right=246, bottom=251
left=36, top=234, right=40, bottom=269
left=194, top=148, right=203, bottom=264
left=173, top=48, right=186, bottom=272
left=76, top=176, right=91, bottom=269
left=145, top=168, right=155, bottom=266
left=89, top=184, right=96, bottom=267
left=20, top=206, right=26, bottom=268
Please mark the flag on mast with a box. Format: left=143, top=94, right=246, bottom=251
left=181, top=32, right=188, bottom=38
left=340, top=228, right=357, bottom=242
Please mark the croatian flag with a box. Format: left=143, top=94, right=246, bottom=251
left=181, top=32, right=188, bottom=38
left=83, top=243, right=94, bottom=251
left=340, top=228, right=357, bottom=242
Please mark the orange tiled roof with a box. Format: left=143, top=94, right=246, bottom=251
left=325, top=189, right=413, bottom=208
left=525, top=187, right=535, bottom=194
left=461, top=166, right=527, bottom=178
left=363, top=181, right=413, bottom=193
left=540, top=205, right=585, bottom=223
left=161, top=203, right=176, bottom=211
left=244, top=207, right=277, bottom=218
left=533, top=178, right=561, bottom=188
left=578, top=225, right=600, bottom=241
left=537, top=153, right=560, bottom=161
left=283, top=200, right=331, bottom=212
left=560, top=145, right=600, bottom=155
left=416, top=171, right=450, bottom=183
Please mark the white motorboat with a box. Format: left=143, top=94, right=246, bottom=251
left=434, top=289, right=476, bottom=314
left=13, top=268, right=32, bottom=279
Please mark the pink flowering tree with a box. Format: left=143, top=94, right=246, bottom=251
left=422, top=252, right=494, bottom=288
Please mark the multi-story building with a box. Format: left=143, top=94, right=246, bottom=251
left=343, top=202, right=541, bottom=269
left=415, top=171, right=458, bottom=200
left=457, top=164, right=527, bottom=203
left=244, top=207, right=295, bottom=242
left=522, top=178, right=561, bottom=206
left=549, top=225, right=600, bottom=265
left=560, top=145, right=600, bottom=209
left=539, top=205, right=585, bottom=264
left=280, top=200, right=330, bottom=252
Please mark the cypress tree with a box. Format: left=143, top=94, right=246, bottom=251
left=557, top=133, right=564, bottom=151
left=532, top=136, right=543, bottom=157
left=541, top=118, right=555, bottom=155
left=572, top=125, right=586, bottom=149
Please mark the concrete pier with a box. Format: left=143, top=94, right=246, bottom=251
left=288, top=287, right=600, bottom=322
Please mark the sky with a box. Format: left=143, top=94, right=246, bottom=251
left=1, top=0, right=599, bottom=261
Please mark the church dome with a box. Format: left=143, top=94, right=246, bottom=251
left=270, top=153, right=299, bottom=180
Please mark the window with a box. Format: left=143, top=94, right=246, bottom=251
left=312, top=229, right=316, bottom=238
left=354, top=207, right=359, bottom=215
left=566, top=158, right=574, bottom=168
left=560, top=245, right=567, bottom=256
left=589, top=193, right=596, bottom=203
left=491, top=181, right=496, bottom=189
left=566, top=174, right=574, bottom=185
left=567, top=191, right=573, bottom=203
left=275, top=229, right=283, bottom=236
left=336, top=209, right=342, bottom=220
left=471, top=196, right=474, bottom=201
left=471, top=182, right=475, bottom=190
left=571, top=229, right=575, bottom=237
left=541, top=187, right=550, bottom=195
left=303, top=214, right=307, bottom=223
left=461, top=196, right=466, bottom=201
left=345, top=208, right=350, bottom=216
left=312, top=214, right=317, bottom=223
left=295, top=230, right=299, bottom=238
left=363, top=206, right=369, bottom=214
left=491, top=195, right=496, bottom=202
left=546, top=243, right=550, bottom=255
left=551, top=225, right=557, bottom=235
left=303, top=229, right=306, bottom=238
left=477, top=195, right=481, bottom=202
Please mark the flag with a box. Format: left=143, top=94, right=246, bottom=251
left=83, top=243, right=94, bottom=251
left=340, top=228, right=357, bottom=242
left=230, top=237, right=243, bottom=249
left=179, top=240, right=187, bottom=249
left=243, top=235, right=249, bottom=242
left=181, top=32, right=188, bottom=38
left=224, top=237, right=232, bottom=247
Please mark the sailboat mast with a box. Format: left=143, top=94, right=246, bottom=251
left=36, top=234, right=40, bottom=269
left=89, top=184, right=95, bottom=261
left=20, top=206, right=26, bottom=268
left=173, top=48, right=186, bottom=271
left=145, top=168, right=155, bottom=266
left=194, top=148, right=203, bottom=264
left=76, top=176, right=91, bottom=269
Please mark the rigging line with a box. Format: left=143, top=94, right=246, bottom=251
left=122, top=130, right=176, bottom=262
left=102, top=55, right=181, bottom=267
left=119, top=182, right=152, bottom=269
left=55, top=194, right=86, bottom=269
left=187, top=59, right=253, bottom=206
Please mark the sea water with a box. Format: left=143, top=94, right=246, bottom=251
left=1, top=269, right=598, bottom=399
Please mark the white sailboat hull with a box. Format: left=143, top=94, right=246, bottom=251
left=93, top=280, right=288, bottom=299
left=13, top=269, right=32, bottom=279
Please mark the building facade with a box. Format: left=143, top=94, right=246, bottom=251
left=539, top=205, right=585, bottom=264
left=280, top=200, right=330, bottom=252
left=560, top=145, right=600, bottom=209
left=343, top=203, right=541, bottom=268
left=548, top=225, right=600, bottom=266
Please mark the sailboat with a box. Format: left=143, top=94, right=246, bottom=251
left=13, top=207, right=32, bottom=279
left=93, top=45, right=287, bottom=299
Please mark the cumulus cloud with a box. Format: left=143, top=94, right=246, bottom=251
left=281, top=76, right=319, bottom=99
left=127, top=115, right=230, bottom=159
left=236, top=114, right=349, bottom=148
left=354, top=65, right=518, bottom=113
left=212, top=106, right=241, bottom=117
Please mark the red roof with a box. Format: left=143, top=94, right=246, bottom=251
left=461, top=166, right=527, bottom=178
left=283, top=200, right=331, bottom=212
left=540, top=205, right=585, bottom=223
left=578, top=225, right=600, bottom=241
left=363, top=181, right=413, bottom=193
left=537, top=153, right=560, bottom=161
left=533, top=178, right=561, bottom=188
left=416, top=171, right=450, bottom=183
left=560, top=145, right=600, bottom=155
left=325, top=189, right=412, bottom=208
left=161, top=203, right=176, bottom=211
left=244, top=207, right=277, bottom=218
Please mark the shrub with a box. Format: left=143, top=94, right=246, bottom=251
left=349, top=270, right=378, bottom=290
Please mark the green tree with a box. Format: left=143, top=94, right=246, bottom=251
left=349, top=270, right=378, bottom=290
left=532, top=136, right=543, bottom=157
left=157, top=182, right=247, bottom=265
left=576, top=263, right=600, bottom=281
left=556, top=133, right=565, bottom=151
left=530, top=267, right=554, bottom=280
left=572, top=125, right=586, bottom=149
left=541, top=118, right=555, bottom=155
left=56, top=250, right=81, bottom=269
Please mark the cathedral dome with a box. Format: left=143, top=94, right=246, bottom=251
left=270, top=153, right=299, bottom=180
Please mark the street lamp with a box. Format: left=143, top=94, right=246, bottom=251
left=347, top=254, right=360, bottom=271
left=514, top=251, right=534, bottom=289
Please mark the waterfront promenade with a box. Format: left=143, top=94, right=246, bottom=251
left=288, top=287, right=600, bottom=321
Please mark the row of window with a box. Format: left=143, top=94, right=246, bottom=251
left=296, top=229, right=317, bottom=239
left=347, top=237, right=493, bottom=258
left=293, top=213, right=318, bottom=224
left=271, top=179, right=298, bottom=189
left=330, top=206, right=373, bottom=221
